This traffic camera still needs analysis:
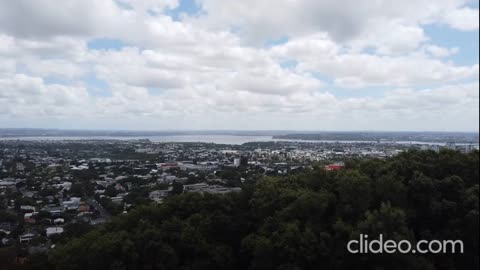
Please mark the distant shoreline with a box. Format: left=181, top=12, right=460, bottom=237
left=273, top=132, right=479, bottom=144
left=0, top=128, right=478, bottom=144
left=1, top=134, right=478, bottom=146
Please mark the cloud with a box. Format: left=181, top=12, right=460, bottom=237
left=0, top=0, right=478, bottom=131
left=0, top=0, right=117, bottom=38
left=270, top=34, right=478, bottom=88
left=1, top=70, right=477, bottom=130
left=424, top=45, right=460, bottom=58
left=0, top=74, right=90, bottom=117
left=442, top=7, right=480, bottom=31
left=187, top=0, right=477, bottom=47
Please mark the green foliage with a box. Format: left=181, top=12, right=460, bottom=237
left=0, top=210, right=17, bottom=222
left=40, top=150, right=478, bottom=270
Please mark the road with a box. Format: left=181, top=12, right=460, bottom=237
left=87, top=198, right=111, bottom=220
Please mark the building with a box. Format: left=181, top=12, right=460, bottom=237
left=62, top=198, right=81, bottom=210
left=46, top=227, right=64, bottom=237
left=326, top=162, right=345, bottom=171
left=19, top=233, right=37, bottom=244
left=445, top=142, right=456, bottom=150
left=42, top=205, right=65, bottom=216
left=110, top=196, right=123, bottom=204
left=179, top=163, right=218, bottom=171
left=233, top=158, right=241, bottom=167
left=24, top=212, right=37, bottom=224
left=149, top=187, right=172, bottom=203
left=78, top=203, right=90, bottom=213
left=158, top=162, right=178, bottom=171
left=183, top=183, right=241, bottom=194
left=54, top=218, right=65, bottom=224
left=464, top=144, right=477, bottom=153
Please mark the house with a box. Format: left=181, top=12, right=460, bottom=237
left=183, top=183, right=210, bottom=192
left=16, top=163, right=25, bottom=172
left=54, top=218, right=65, bottom=224
left=20, top=205, right=36, bottom=212
left=90, top=218, right=107, bottom=225
left=24, top=212, right=37, bottom=224
left=0, top=222, right=15, bottom=235
left=158, top=162, right=178, bottom=171
left=42, top=205, right=65, bottom=216
left=326, top=162, right=345, bottom=171
left=110, top=196, right=123, bottom=204
left=19, top=232, right=37, bottom=244
left=78, top=203, right=90, bottom=212
left=149, top=187, right=172, bottom=203
left=46, top=227, right=64, bottom=237
left=54, top=181, right=72, bottom=191
left=163, top=175, right=177, bottom=183
left=21, top=191, right=35, bottom=198
left=62, top=198, right=81, bottom=210
left=0, top=179, right=16, bottom=188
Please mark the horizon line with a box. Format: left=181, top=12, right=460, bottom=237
left=0, top=127, right=478, bottom=133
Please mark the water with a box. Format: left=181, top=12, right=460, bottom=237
left=1, top=135, right=478, bottom=147
left=0, top=135, right=273, bottom=145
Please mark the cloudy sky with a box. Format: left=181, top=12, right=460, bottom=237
left=0, top=0, right=478, bottom=131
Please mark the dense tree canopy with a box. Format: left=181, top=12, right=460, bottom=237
left=29, top=150, right=479, bottom=270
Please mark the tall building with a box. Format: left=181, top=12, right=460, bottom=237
left=233, top=158, right=241, bottom=167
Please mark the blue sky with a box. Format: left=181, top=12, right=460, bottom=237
left=425, top=25, right=479, bottom=66
left=166, top=0, right=201, bottom=20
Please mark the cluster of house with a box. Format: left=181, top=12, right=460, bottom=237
left=420, top=142, right=477, bottom=153
left=131, top=141, right=416, bottom=164
left=11, top=196, right=95, bottom=246
left=0, top=164, right=107, bottom=248
left=148, top=183, right=241, bottom=203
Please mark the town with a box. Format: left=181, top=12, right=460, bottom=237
left=0, top=139, right=477, bottom=261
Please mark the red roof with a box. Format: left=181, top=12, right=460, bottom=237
left=326, top=164, right=344, bottom=171
left=161, top=163, right=177, bottom=167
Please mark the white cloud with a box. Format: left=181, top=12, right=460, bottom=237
left=423, top=45, right=459, bottom=57
left=442, top=7, right=480, bottom=31
left=0, top=0, right=119, bottom=38
left=271, top=34, right=478, bottom=88
left=0, top=0, right=477, bottom=131
left=0, top=74, right=90, bottom=118
left=188, top=0, right=477, bottom=48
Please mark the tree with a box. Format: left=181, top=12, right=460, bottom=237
left=43, top=150, right=479, bottom=270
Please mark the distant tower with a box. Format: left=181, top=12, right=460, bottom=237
left=234, top=158, right=241, bottom=167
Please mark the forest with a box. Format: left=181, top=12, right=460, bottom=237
left=18, top=149, right=480, bottom=270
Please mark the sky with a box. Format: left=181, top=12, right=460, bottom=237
left=0, top=0, right=478, bottom=131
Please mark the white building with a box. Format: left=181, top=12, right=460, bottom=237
left=46, top=227, right=64, bottom=237
left=234, top=158, right=241, bottom=167
left=54, top=218, right=65, bottom=224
